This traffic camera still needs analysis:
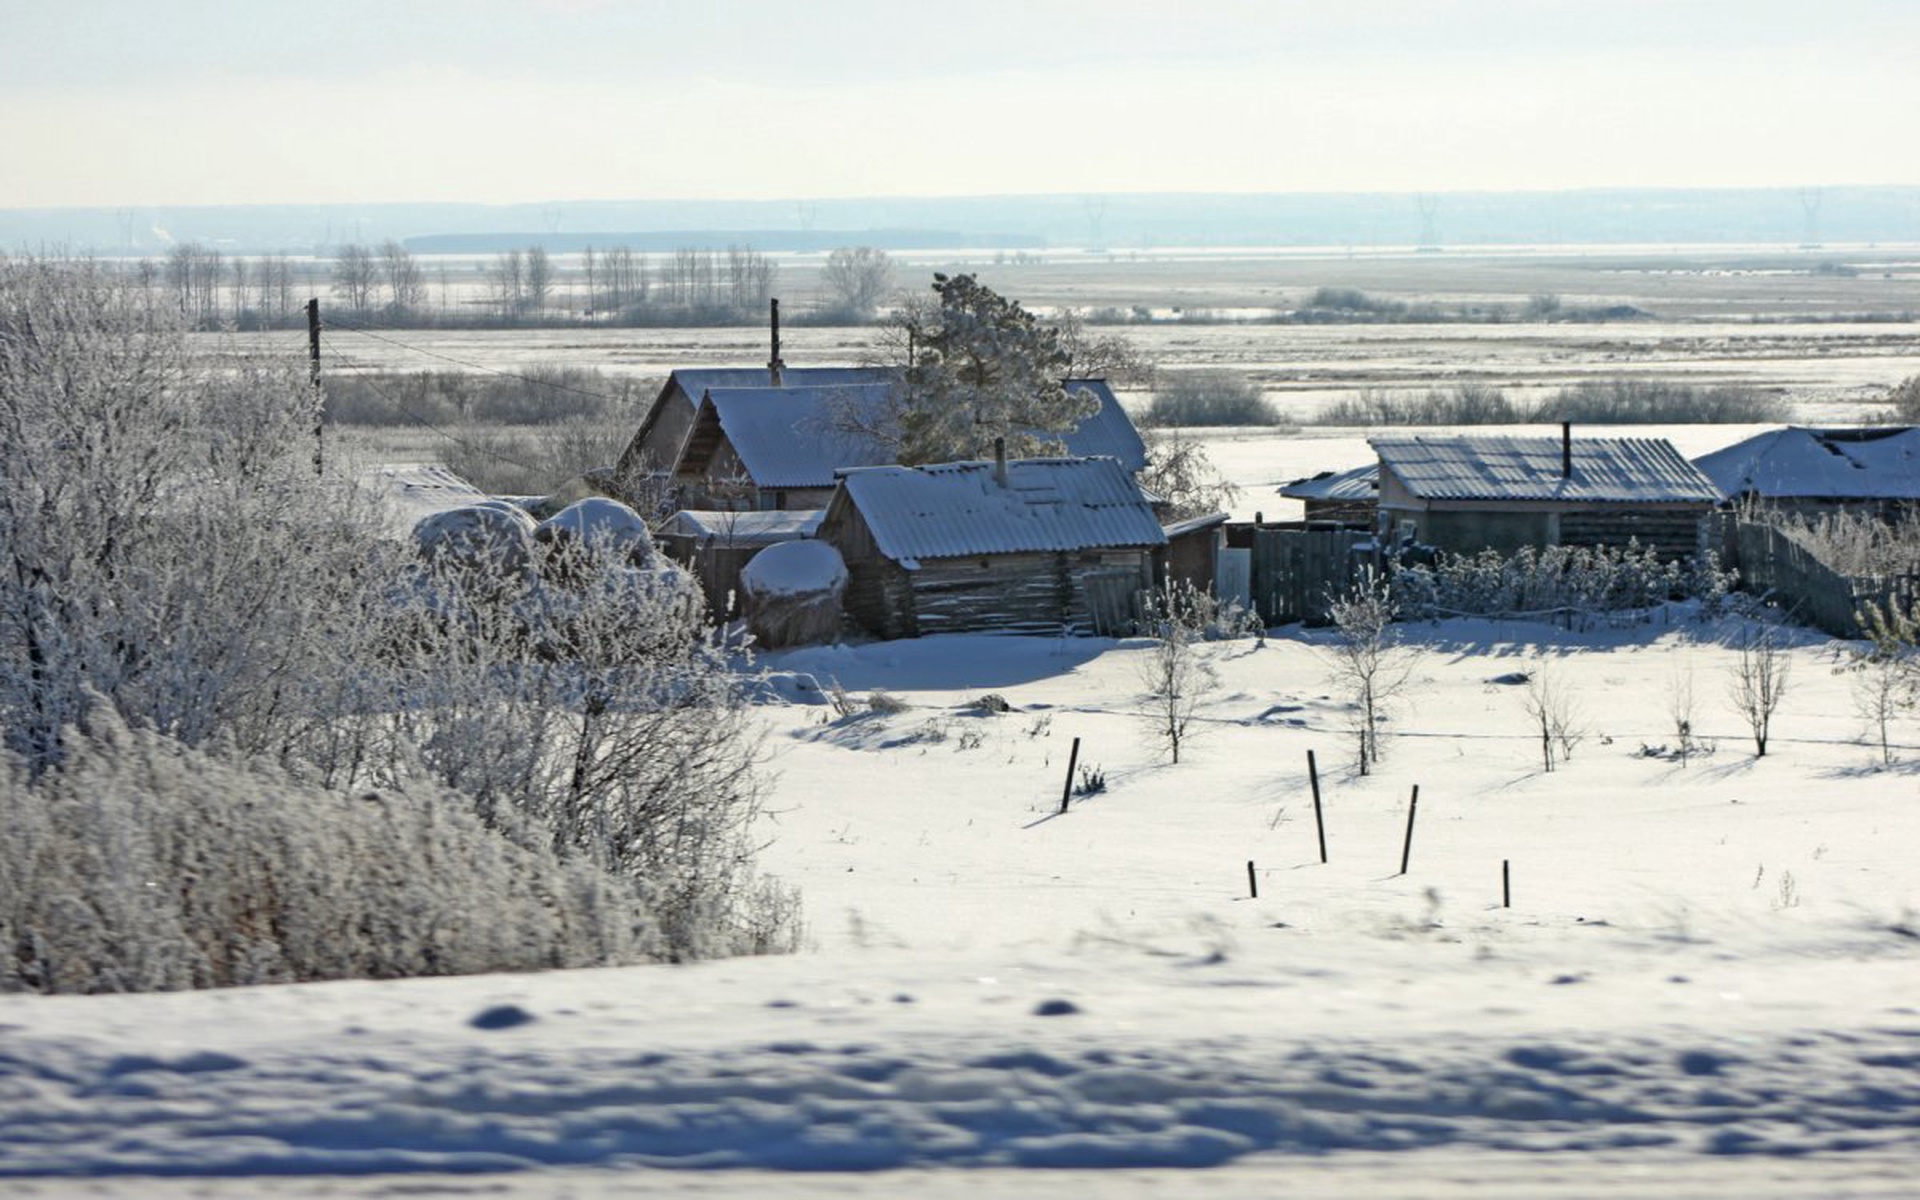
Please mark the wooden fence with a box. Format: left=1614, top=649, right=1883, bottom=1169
left=1726, top=519, right=1919, bottom=637
left=1249, top=527, right=1373, bottom=626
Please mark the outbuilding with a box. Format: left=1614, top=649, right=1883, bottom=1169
left=819, top=455, right=1166, bottom=638
left=1371, top=428, right=1724, bottom=560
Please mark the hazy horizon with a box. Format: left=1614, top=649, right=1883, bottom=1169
left=4, top=1, right=1916, bottom=210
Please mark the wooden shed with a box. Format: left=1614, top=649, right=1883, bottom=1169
left=819, top=456, right=1167, bottom=639
left=1279, top=462, right=1378, bottom=526
left=1372, top=429, right=1724, bottom=560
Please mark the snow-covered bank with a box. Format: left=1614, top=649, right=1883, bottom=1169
left=4, top=614, right=1919, bottom=1193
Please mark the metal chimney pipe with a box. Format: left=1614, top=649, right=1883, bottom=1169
left=994, top=436, right=1009, bottom=488
left=768, top=298, right=785, bottom=386
left=1561, top=422, right=1572, bottom=478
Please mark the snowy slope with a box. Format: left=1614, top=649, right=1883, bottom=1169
left=4, top=611, right=1919, bottom=1195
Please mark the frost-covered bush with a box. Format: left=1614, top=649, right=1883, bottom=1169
left=0, top=258, right=798, bottom=982
left=1146, top=370, right=1277, bottom=426
left=0, top=710, right=660, bottom=994
left=353, top=538, right=784, bottom=960
left=1773, top=507, right=1920, bottom=578
left=1393, top=544, right=1730, bottom=623
left=0, top=256, right=390, bottom=769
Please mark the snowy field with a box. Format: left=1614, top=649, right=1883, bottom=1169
left=4, top=607, right=1920, bottom=1196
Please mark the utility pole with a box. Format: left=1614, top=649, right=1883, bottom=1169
left=306, top=297, right=324, bottom=475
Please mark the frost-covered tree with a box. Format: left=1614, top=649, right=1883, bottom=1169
left=0, top=259, right=798, bottom=979
left=0, top=256, right=385, bottom=769
left=1325, top=572, right=1416, bottom=774
left=855, top=273, right=1096, bottom=465
left=819, top=246, right=893, bottom=321
left=1135, top=581, right=1218, bottom=764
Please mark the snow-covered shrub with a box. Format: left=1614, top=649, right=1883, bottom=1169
left=1393, top=543, right=1728, bottom=624
left=739, top=540, right=847, bottom=648
left=360, top=551, right=785, bottom=960
left=0, top=257, right=391, bottom=770
left=0, top=258, right=799, bottom=978
left=0, top=709, right=660, bottom=994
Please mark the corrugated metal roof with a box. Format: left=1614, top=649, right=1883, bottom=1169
left=703, top=384, right=896, bottom=487
left=837, top=458, right=1166, bottom=565
left=1694, top=426, right=1920, bottom=500
left=1371, top=435, right=1724, bottom=504
left=1280, top=461, right=1379, bottom=502
left=700, top=377, right=1148, bottom=487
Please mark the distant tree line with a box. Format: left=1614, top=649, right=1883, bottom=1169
left=118, top=242, right=908, bottom=331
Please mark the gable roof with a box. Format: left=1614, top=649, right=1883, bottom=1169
left=1693, top=426, right=1920, bottom=501
left=690, top=384, right=896, bottom=487
left=833, top=457, right=1166, bottom=567
left=1058, top=379, right=1148, bottom=471
left=633, top=366, right=1136, bottom=480
left=1371, top=434, right=1723, bottom=504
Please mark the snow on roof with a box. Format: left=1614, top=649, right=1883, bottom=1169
left=660, top=508, right=823, bottom=546
left=700, top=384, right=897, bottom=487
left=1370, top=434, right=1724, bottom=504
left=836, top=457, right=1166, bottom=567
left=740, top=539, right=848, bottom=599
left=1693, top=426, right=1920, bottom=501
left=1279, top=461, right=1379, bottom=502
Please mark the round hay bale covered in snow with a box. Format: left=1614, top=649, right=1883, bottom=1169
left=739, top=540, right=847, bottom=648
left=535, top=497, right=656, bottom=570
left=412, top=501, right=538, bottom=586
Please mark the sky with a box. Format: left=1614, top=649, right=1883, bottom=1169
left=3, top=0, right=1917, bottom=209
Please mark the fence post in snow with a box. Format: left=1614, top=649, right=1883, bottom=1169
left=1308, top=749, right=1327, bottom=864
left=1058, top=736, right=1081, bottom=814
left=1247, top=860, right=1258, bottom=899
left=1503, top=859, right=1511, bottom=908
left=1399, top=785, right=1420, bottom=876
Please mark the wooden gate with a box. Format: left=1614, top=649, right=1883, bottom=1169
left=1250, top=528, right=1371, bottom=626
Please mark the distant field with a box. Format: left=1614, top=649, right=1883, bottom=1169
left=241, top=243, right=1919, bottom=491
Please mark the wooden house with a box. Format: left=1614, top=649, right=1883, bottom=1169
left=661, top=376, right=1150, bottom=513
left=819, top=455, right=1167, bottom=638
left=668, top=383, right=896, bottom=511
left=615, top=366, right=883, bottom=481
left=1694, top=426, right=1920, bottom=521
left=1371, top=428, right=1724, bottom=560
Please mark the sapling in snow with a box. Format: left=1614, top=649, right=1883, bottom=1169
left=1325, top=571, right=1417, bottom=775
left=1729, top=626, right=1793, bottom=757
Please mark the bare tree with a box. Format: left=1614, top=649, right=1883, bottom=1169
left=1052, top=306, right=1154, bottom=385
left=1522, top=661, right=1582, bottom=772
left=1852, top=600, right=1918, bottom=766
left=490, top=249, right=525, bottom=319
left=819, top=246, right=894, bottom=321
left=724, top=245, right=775, bottom=315
left=379, top=239, right=425, bottom=317
left=524, top=246, right=553, bottom=317
left=1729, top=626, right=1792, bottom=757
left=1668, top=662, right=1699, bottom=766
left=1136, top=581, right=1217, bottom=764
left=330, top=243, right=377, bottom=313
left=1325, top=572, right=1416, bottom=774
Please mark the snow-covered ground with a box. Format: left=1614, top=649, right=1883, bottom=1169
left=4, top=608, right=1919, bottom=1196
